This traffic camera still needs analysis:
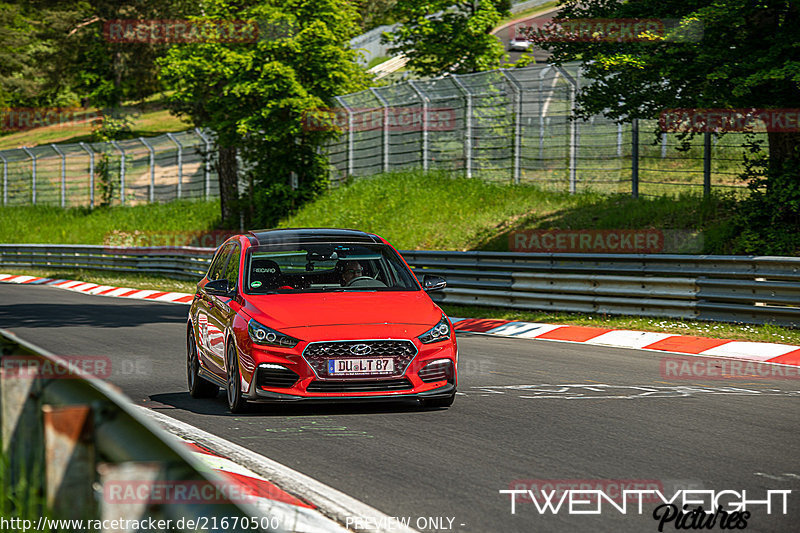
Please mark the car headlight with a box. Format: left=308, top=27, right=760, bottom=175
left=248, top=319, right=300, bottom=348
left=418, top=315, right=451, bottom=344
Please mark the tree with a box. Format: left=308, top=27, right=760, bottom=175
left=533, top=0, right=800, bottom=252
left=159, top=0, right=367, bottom=227
left=385, top=0, right=510, bottom=76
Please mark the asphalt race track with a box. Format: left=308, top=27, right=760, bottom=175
left=2, top=283, right=799, bottom=532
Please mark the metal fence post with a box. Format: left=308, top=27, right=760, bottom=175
left=194, top=128, right=212, bottom=199
left=501, top=70, right=523, bottom=184
left=451, top=75, right=473, bottom=178
left=0, top=152, right=7, bottom=206
left=661, top=133, right=668, bottom=158
left=166, top=133, right=183, bottom=199
left=78, top=142, right=94, bottom=208
left=110, top=141, right=125, bottom=205
left=139, top=137, right=155, bottom=202
left=335, top=96, right=355, bottom=177
left=51, top=144, right=66, bottom=207
left=21, top=147, right=36, bottom=205
left=617, top=123, right=623, bottom=157
left=631, top=119, right=639, bottom=199
left=554, top=66, right=579, bottom=194
left=370, top=88, right=391, bottom=173
left=408, top=80, right=429, bottom=172
left=703, top=131, right=711, bottom=197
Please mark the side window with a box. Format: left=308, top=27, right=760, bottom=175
left=223, top=244, right=241, bottom=288
left=207, top=243, right=233, bottom=281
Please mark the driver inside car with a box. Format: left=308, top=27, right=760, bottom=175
left=339, top=260, right=364, bottom=286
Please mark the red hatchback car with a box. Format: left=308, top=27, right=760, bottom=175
left=187, top=228, right=457, bottom=412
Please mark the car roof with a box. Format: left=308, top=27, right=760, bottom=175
left=247, top=228, right=382, bottom=246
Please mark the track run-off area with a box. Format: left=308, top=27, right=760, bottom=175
left=1, top=283, right=799, bottom=533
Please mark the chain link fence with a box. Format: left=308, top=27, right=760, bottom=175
left=328, top=62, right=761, bottom=196
left=0, top=128, right=217, bottom=207
left=1, top=62, right=762, bottom=207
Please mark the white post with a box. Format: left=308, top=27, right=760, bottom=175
left=78, top=142, right=95, bottom=208
left=661, top=132, right=668, bottom=158
left=139, top=137, right=155, bottom=202
left=370, top=88, right=391, bottom=173
left=194, top=128, right=213, bottom=199
left=617, top=123, right=623, bottom=157
left=0, top=152, right=7, bottom=206
left=51, top=144, right=66, bottom=207
left=502, top=70, right=523, bottom=184
left=21, top=147, right=36, bottom=205
left=408, top=80, right=429, bottom=172
left=554, top=65, right=579, bottom=194
left=451, top=75, right=473, bottom=178
left=166, top=133, right=183, bottom=199
left=335, top=96, right=355, bottom=177
left=110, top=140, right=126, bottom=205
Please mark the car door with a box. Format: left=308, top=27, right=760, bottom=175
left=196, top=242, right=234, bottom=376
left=205, top=241, right=242, bottom=378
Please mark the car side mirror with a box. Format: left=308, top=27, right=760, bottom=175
left=422, top=275, right=446, bottom=292
left=205, top=279, right=234, bottom=297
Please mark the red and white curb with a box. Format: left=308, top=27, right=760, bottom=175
left=0, top=274, right=195, bottom=303
left=142, top=408, right=417, bottom=533
left=449, top=318, right=800, bottom=367
left=3, top=272, right=798, bottom=367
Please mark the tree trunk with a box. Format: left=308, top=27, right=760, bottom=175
left=215, top=146, right=239, bottom=226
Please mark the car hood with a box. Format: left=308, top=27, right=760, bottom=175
left=240, top=291, right=442, bottom=331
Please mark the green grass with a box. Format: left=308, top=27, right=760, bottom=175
left=495, top=1, right=560, bottom=29
left=280, top=170, right=736, bottom=252
left=0, top=96, right=190, bottom=150
left=0, top=199, right=220, bottom=244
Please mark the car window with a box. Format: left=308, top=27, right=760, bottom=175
left=206, top=243, right=232, bottom=281
left=244, top=243, right=419, bottom=294
left=223, top=243, right=241, bottom=288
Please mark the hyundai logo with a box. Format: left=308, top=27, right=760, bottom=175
left=349, top=344, right=372, bottom=356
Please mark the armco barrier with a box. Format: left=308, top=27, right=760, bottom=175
left=1, top=245, right=799, bottom=327
left=0, top=328, right=274, bottom=532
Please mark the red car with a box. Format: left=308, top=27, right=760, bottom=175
left=187, top=228, right=457, bottom=413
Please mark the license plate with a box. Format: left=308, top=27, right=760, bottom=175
left=328, top=358, right=394, bottom=375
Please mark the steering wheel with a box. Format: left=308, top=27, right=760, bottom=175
left=345, top=276, right=375, bottom=286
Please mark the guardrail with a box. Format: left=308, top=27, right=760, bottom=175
left=0, top=328, right=272, bottom=532
left=1, top=245, right=798, bottom=327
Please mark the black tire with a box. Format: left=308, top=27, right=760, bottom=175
left=226, top=341, right=248, bottom=413
left=420, top=393, right=455, bottom=409
left=187, top=328, right=218, bottom=398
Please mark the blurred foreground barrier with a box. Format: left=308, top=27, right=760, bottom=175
left=1, top=244, right=799, bottom=326
left=0, top=328, right=274, bottom=532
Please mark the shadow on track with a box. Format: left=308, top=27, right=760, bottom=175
left=147, top=391, right=440, bottom=417
left=0, top=302, right=187, bottom=329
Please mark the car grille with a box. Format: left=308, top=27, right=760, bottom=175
left=302, top=340, right=417, bottom=379
left=418, top=360, right=454, bottom=383
left=257, top=366, right=300, bottom=388
left=306, top=378, right=413, bottom=393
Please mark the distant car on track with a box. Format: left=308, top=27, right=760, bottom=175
left=187, top=228, right=457, bottom=413
left=508, top=36, right=531, bottom=51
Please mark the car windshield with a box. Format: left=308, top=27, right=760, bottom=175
left=244, top=242, right=420, bottom=294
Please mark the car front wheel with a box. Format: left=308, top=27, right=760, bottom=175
left=226, top=341, right=247, bottom=413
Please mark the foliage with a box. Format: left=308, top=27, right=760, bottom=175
left=533, top=0, right=800, bottom=253
left=385, top=0, right=511, bottom=76
left=159, top=0, right=368, bottom=227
